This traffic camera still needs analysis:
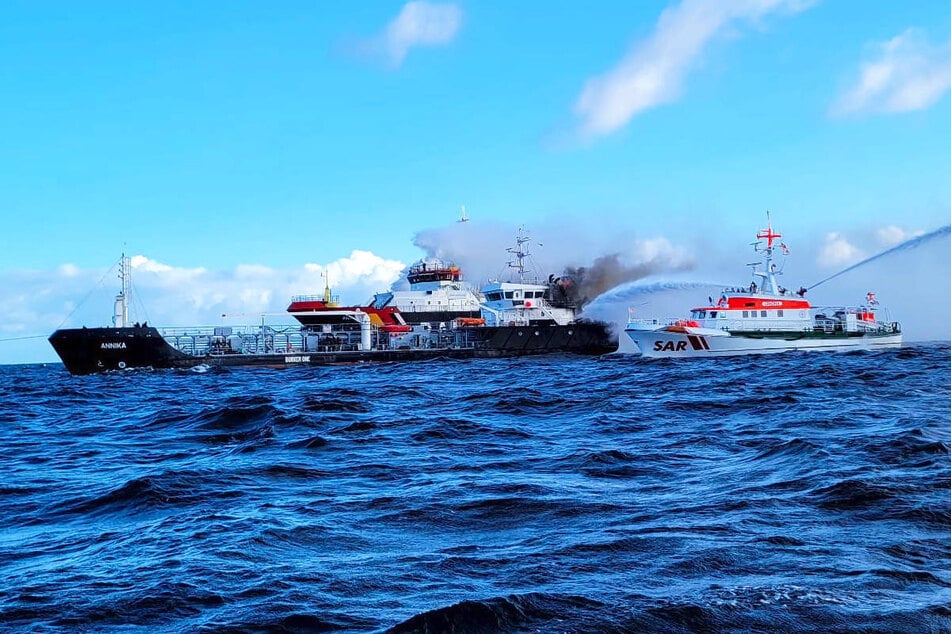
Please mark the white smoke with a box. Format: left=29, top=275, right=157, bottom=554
left=411, top=218, right=695, bottom=291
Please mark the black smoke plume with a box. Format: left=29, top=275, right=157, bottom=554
left=409, top=219, right=696, bottom=312
left=560, top=254, right=690, bottom=308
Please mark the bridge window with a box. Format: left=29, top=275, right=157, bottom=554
left=777, top=310, right=784, bottom=317
left=743, top=310, right=749, bottom=318
left=710, top=311, right=717, bottom=318
left=504, top=291, right=514, bottom=299
left=760, top=310, right=767, bottom=317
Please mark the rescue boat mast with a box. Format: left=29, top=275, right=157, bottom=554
left=750, top=213, right=786, bottom=295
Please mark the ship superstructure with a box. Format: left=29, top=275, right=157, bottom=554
left=370, top=258, right=483, bottom=325
left=479, top=228, right=577, bottom=327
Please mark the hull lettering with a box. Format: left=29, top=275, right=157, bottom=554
left=653, top=341, right=688, bottom=352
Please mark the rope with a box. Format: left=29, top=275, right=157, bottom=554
left=56, top=259, right=119, bottom=329
left=0, top=334, right=50, bottom=343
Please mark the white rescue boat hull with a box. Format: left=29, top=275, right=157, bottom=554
left=626, top=328, right=902, bottom=358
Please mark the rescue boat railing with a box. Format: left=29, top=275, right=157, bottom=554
left=625, top=317, right=679, bottom=330
left=291, top=294, right=341, bottom=304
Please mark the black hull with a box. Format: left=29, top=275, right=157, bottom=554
left=49, top=321, right=616, bottom=375
left=464, top=321, right=615, bottom=355
left=49, top=327, right=198, bottom=375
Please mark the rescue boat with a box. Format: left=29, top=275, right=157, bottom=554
left=624, top=217, right=903, bottom=358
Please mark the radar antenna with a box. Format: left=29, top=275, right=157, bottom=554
left=506, top=227, right=532, bottom=283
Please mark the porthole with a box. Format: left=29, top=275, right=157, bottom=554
left=118, top=361, right=127, bottom=369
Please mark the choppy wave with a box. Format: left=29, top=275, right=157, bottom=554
left=1, top=345, right=949, bottom=632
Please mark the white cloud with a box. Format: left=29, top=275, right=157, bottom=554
left=58, top=263, right=81, bottom=277
left=818, top=232, right=865, bottom=267
left=632, top=237, right=692, bottom=267
left=131, top=255, right=205, bottom=283
left=573, top=0, right=812, bottom=140
left=0, top=252, right=407, bottom=360
left=832, top=29, right=951, bottom=116
left=372, top=1, right=462, bottom=68
left=876, top=225, right=924, bottom=247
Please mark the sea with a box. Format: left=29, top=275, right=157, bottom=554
left=1, top=346, right=949, bottom=633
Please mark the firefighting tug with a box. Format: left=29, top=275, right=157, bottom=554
left=624, top=217, right=902, bottom=358
left=48, top=230, right=615, bottom=375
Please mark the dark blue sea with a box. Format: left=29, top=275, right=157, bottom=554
left=1, top=346, right=949, bottom=633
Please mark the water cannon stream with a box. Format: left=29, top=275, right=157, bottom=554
left=806, top=224, right=951, bottom=292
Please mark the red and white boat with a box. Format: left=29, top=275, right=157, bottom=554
left=625, top=218, right=903, bottom=358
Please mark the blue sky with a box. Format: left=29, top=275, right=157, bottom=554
left=2, top=1, right=950, bottom=363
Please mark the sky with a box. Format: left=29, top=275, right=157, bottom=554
left=2, top=0, right=950, bottom=364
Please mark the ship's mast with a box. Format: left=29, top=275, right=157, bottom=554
left=754, top=212, right=783, bottom=295
left=113, top=253, right=131, bottom=328
left=506, top=227, right=532, bottom=283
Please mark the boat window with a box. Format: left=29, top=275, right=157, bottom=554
left=777, top=310, right=784, bottom=317
left=504, top=291, right=514, bottom=299
left=761, top=310, right=767, bottom=317
left=743, top=310, right=749, bottom=318
left=710, top=311, right=717, bottom=318
left=699, top=311, right=707, bottom=319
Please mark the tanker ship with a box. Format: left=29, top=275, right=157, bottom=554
left=49, top=231, right=615, bottom=375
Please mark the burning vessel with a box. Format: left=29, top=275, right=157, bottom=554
left=624, top=216, right=902, bottom=358
left=48, top=231, right=615, bottom=375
